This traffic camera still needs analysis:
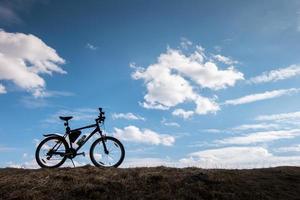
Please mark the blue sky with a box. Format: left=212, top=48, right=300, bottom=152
left=1, top=0, right=300, bottom=168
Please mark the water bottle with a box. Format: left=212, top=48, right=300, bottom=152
left=76, top=135, right=86, bottom=146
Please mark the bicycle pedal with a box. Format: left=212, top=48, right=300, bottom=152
left=77, top=152, right=85, bottom=157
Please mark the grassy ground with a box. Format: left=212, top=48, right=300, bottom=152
left=0, top=166, right=299, bottom=200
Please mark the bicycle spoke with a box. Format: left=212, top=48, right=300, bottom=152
left=38, top=138, right=66, bottom=167
left=92, top=138, right=123, bottom=167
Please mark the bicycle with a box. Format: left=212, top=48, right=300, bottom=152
left=35, top=108, right=125, bottom=168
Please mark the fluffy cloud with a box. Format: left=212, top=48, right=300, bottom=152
left=11, top=147, right=300, bottom=169
left=111, top=146, right=300, bottom=168
left=194, top=96, right=220, bottom=114
left=179, top=146, right=300, bottom=169
left=112, top=112, right=145, bottom=121
left=172, top=109, right=194, bottom=119
left=213, top=54, right=238, bottom=65
left=132, top=46, right=242, bottom=116
left=133, top=64, right=196, bottom=109
left=180, top=37, right=193, bottom=49
left=0, top=30, right=65, bottom=97
left=224, top=88, right=300, bottom=105
left=217, top=129, right=300, bottom=145
left=153, top=48, right=244, bottom=90
left=0, top=83, right=6, bottom=94
left=249, top=65, right=300, bottom=84
left=113, top=125, right=175, bottom=146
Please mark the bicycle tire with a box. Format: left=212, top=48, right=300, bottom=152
left=90, top=136, right=125, bottom=168
left=35, top=136, right=68, bottom=168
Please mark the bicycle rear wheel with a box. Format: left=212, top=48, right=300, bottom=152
left=90, top=136, right=125, bottom=168
left=35, top=136, right=68, bottom=168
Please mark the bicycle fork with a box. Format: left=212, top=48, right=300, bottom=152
left=99, top=131, right=109, bottom=154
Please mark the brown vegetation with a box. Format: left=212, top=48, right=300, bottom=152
left=0, top=166, right=299, bottom=200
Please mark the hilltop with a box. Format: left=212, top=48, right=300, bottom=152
left=0, top=166, right=299, bottom=200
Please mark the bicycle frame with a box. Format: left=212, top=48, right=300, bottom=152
left=48, top=122, right=107, bottom=158
left=67, top=122, right=107, bottom=153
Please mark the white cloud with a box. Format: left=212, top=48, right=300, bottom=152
left=112, top=112, right=145, bottom=121
left=122, top=157, right=177, bottom=168
left=202, top=129, right=222, bottom=133
left=133, top=64, right=197, bottom=109
left=113, top=125, right=175, bottom=146
left=194, top=95, right=220, bottom=115
left=180, top=37, right=193, bottom=49
left=86, top=43, right=98, bottom=50
left=149, top=48, right=244, bottom=90
left=7, top=158, right=87, bottom=169
left=179, top=146, right=300, bottom=169
left=0, top=30, right=65, bottom=97
left=213, top=54, right=238, bottom=65
left=41, top=90, right=75, bottom=98
left=201, top=123, right=281, bottom=134
left=161, top=118, right=180, bottom=127
left=172, top=109, right=194, bottom=119
left=139, top=101, right=170, bottom=110
left=232, top=123, right=280, bottom=131
left=217, top=129, right=300, bottom=145
left=255, top=111, right=300, bottom=122
left=129, top=62, right=137, bottom=69
left=163, top=122, right=180, bottom=127
left=6, top=157, right=39, bottom=168
left=132, top=46, right=242, bottom=115
left=249, top=65, right=300, bottom=84
left=0, top=83, right=6, bottom=94
left=224, top=88, right=300, bottom=105
left=276, top=145, right=300, bottom=153
left=9, top=146, right=300, bottom=169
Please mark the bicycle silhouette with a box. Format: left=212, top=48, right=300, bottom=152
left=35, top=108, right=125, bottom=168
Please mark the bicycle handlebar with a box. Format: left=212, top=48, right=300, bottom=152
left=97, top=107, right=105, bottom=123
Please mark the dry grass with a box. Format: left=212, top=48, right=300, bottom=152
left=0, top=166, right=300, bottom=200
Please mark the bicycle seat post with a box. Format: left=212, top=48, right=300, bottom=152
left=59, top=116, right=73, bottom=134
left=64, top=121, right=70, bottom=134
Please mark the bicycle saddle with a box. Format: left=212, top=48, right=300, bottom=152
left=59, top=116, right=73, bottom=121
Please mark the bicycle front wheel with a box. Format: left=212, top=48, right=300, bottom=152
left=35, top=136, right=68, bottom=168
left=90, top=136, right=125, bottom=168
